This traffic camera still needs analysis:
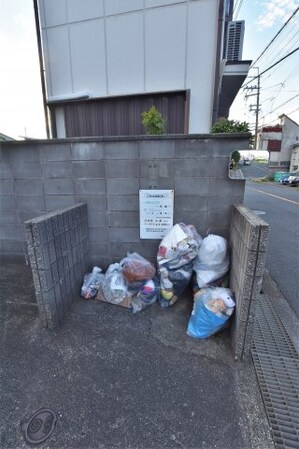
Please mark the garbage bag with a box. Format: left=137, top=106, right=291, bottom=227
left=120, top=252, right=156, bottom=283
left=187, top=287, right=235, bottom=339
left=192, top=273, right=229, bottom=294
left=157, top=223, right=201, bottom=307
left=158, top=262, right=193, bottom=308
left=131, top=278, right=159, bottom=314
left=157, top=223, right=202, bottom=270
left=81, top=266, right=104, bottom=299
left=101, top=263, right=129, bottom=304
left=193, top=234, right=229, bottom=288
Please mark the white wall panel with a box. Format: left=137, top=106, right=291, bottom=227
left=46, top=26, right=72, bottom=96
left=55, top=107, right=66, bottom=138
left=105, top=0, right=143, bottom=16
left=69, top=19, right=107, bottom=96
left=106, top=13, right=144, bottom=95
left=186, top=0, right=218, bottom=132
left=43, top=0, right=67, bottom=27
left=66, top=0, right=104, bottom=23
left=146, top=0, right=185, bottom=8
left=145, top=5, right=186, bottom=92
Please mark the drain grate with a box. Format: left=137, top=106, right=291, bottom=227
left=252, top=296, right=299, bottom=449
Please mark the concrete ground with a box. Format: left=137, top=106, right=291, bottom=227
left=0, top=263, right=275, bottom=449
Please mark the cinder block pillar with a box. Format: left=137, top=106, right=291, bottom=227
left=25, top=203, right=90, bottom=328
left=230, top=204, right=269, bottom=361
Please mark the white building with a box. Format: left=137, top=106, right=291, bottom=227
left=257, top=114, right=299, bottom=172
left=290, top=145, right=299, bottom=172
left=34, top=0, right=251, bottom=138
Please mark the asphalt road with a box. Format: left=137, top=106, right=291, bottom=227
left=244, top=181, right=299, bottom=317
left=240, top=161, right=269, bottom=179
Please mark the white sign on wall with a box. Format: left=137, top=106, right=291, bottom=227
left=139, top=190, right=174, bottom=239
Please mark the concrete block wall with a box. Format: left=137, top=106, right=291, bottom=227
left=25, top=204, right=89, bottom=328
left=230, top=204, right=269, bottom=361
left=0, top=134, right=249, bottom=266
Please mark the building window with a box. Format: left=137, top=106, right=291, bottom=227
left=268, top=140, right=281, bottom=151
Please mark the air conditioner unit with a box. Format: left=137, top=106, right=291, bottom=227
left=225, top=20, right=245, bottom=61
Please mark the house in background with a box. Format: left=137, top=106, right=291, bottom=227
left=34, top=0, right=251, bottom=138
left=257, top=114, right=299, bottom=173
left=290, top=144, right=299, bottom=172
left=0, top=133, right=15, bottom=141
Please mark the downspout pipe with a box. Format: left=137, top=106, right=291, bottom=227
left=211, top=0, right=229, bottom=125
left=33, top=0, right=51, bottom=138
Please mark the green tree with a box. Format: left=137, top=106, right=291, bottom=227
left=231, top=150, right=241, bottom=168
left=141, top=106, right=166, bottom=135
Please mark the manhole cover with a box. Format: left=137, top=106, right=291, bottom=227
left=21, top=408, right=56, bottom=445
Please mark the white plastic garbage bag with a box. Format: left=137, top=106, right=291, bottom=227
left=193, top=234, right=229, bottom=288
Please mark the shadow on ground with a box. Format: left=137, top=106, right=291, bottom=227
left=0, top=264, right=274, bottom=449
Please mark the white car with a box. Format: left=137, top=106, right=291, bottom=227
left=288, top=171, right=299, bottom=187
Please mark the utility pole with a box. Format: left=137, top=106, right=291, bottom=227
left=255, top=72, right=260, bottom=149
left=244, top=67, right=261, bottom=148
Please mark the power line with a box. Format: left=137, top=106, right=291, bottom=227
left=260, top=29, right=299, bottom=71
left=243, top=46, right=299, bottom=87
left=287, top=107, right=299, bottom=116
left=257, top=21, right=299, bottom=70
left=250, top=6, right=299, bottom=67
left=262, top=106, right=299, bottom=126
left=260, top=94, right=299, bottom=120
left=262, top=82, right=285, bottom=90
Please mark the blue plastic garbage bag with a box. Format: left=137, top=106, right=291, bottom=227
left=187, top=287, right=235, bottom=339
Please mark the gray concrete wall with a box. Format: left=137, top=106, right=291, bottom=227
left=230, top=204, right=269, bottom=361
left=25, top=203, right=89, bottom=328
left=0, top=134, right=248, bottom=266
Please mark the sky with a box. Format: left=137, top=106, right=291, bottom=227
left=229, top=0, right=299, bottom=131
left=0, top=0, right=298, bottom=139
left=0, top=0, right=46, bottom=139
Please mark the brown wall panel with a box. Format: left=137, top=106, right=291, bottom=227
left=59, top=91, right=186, bottom=137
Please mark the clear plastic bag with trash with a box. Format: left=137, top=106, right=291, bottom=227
left=120, top=252, right=156, bottom=284
left=157, top=223, right=202, bottom=307
left=81, top=266, right=104, bottom=299
left=120, top=253, right=158, bottom=313
left=157, top=223, right=202, bottom=270
left=101, top=263, right=130, bottom=304
left=187, top=287, right=235, bottom=339
left=131, top=278, right=160, bottom=313
left=158, top=262, right=193, bottom=308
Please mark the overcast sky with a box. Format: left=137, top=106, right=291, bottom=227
left=0, top=0, right=298, bottom=139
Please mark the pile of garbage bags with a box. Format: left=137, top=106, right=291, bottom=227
left=80, top=222, right=235, bottom=336
left=81, top=253, right=158, bottom=314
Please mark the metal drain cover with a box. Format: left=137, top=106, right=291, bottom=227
left=252, top=296, right=299, bottom=448
left=21, top=408, right=56, bottom=444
